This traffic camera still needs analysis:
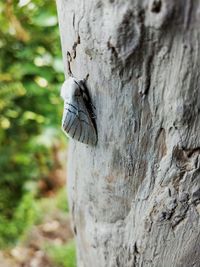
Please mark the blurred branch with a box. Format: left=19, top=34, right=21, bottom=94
left=5, top=0, right=30, bottom=42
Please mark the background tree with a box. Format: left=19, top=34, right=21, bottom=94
left=56, top=0, right=200, bottom=266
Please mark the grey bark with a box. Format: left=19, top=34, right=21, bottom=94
left=56, top=0, right=200, bottom=266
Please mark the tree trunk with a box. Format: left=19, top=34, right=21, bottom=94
left=56, top=0, right=200, bottom=266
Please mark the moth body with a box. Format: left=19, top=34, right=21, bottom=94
left=61, top=77, right=97, bottom=145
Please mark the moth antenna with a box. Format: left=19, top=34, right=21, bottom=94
left=83, top=73, right=89, bottom=83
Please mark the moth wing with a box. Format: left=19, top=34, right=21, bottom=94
left=62, top=97, right=97, bottom=145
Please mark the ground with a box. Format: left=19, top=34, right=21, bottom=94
left=0, top=189, right=76, bottom=267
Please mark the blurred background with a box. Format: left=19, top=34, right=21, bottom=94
left=0, top=0, right=76, bottom=266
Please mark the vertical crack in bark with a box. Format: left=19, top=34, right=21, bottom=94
left=72, top=12, right=75, bottom=29
left=72, top=35, right=81, bottom=59
left=66, top=51, right=73, bottom=76
left=66, top=35, right=81, bottom=76
left=139, top=50, right=154, bottom=97
left=143, top=53, right=154, bottom=96
left=184, top=0, right=193, bottom=30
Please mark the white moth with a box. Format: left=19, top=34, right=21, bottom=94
left=60, top=77, right=97, bottom=145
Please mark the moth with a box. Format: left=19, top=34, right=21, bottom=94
left=60, top=77, right=97, bottom=145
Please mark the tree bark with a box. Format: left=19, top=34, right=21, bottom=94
left=56, top=0, right=200, bottom=266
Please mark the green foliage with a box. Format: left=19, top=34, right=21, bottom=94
left=0, top=192, right=38, bottom=248
left=0, top=1, right=65, bottom=246
left=35, top=188, right=69, bottom=224
left=56, top=188, right=69, bottom=213
left=46, top=241, right=77, bottom=267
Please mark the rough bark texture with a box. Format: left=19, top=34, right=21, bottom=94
left=56, top=0, right=200, bottom=266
